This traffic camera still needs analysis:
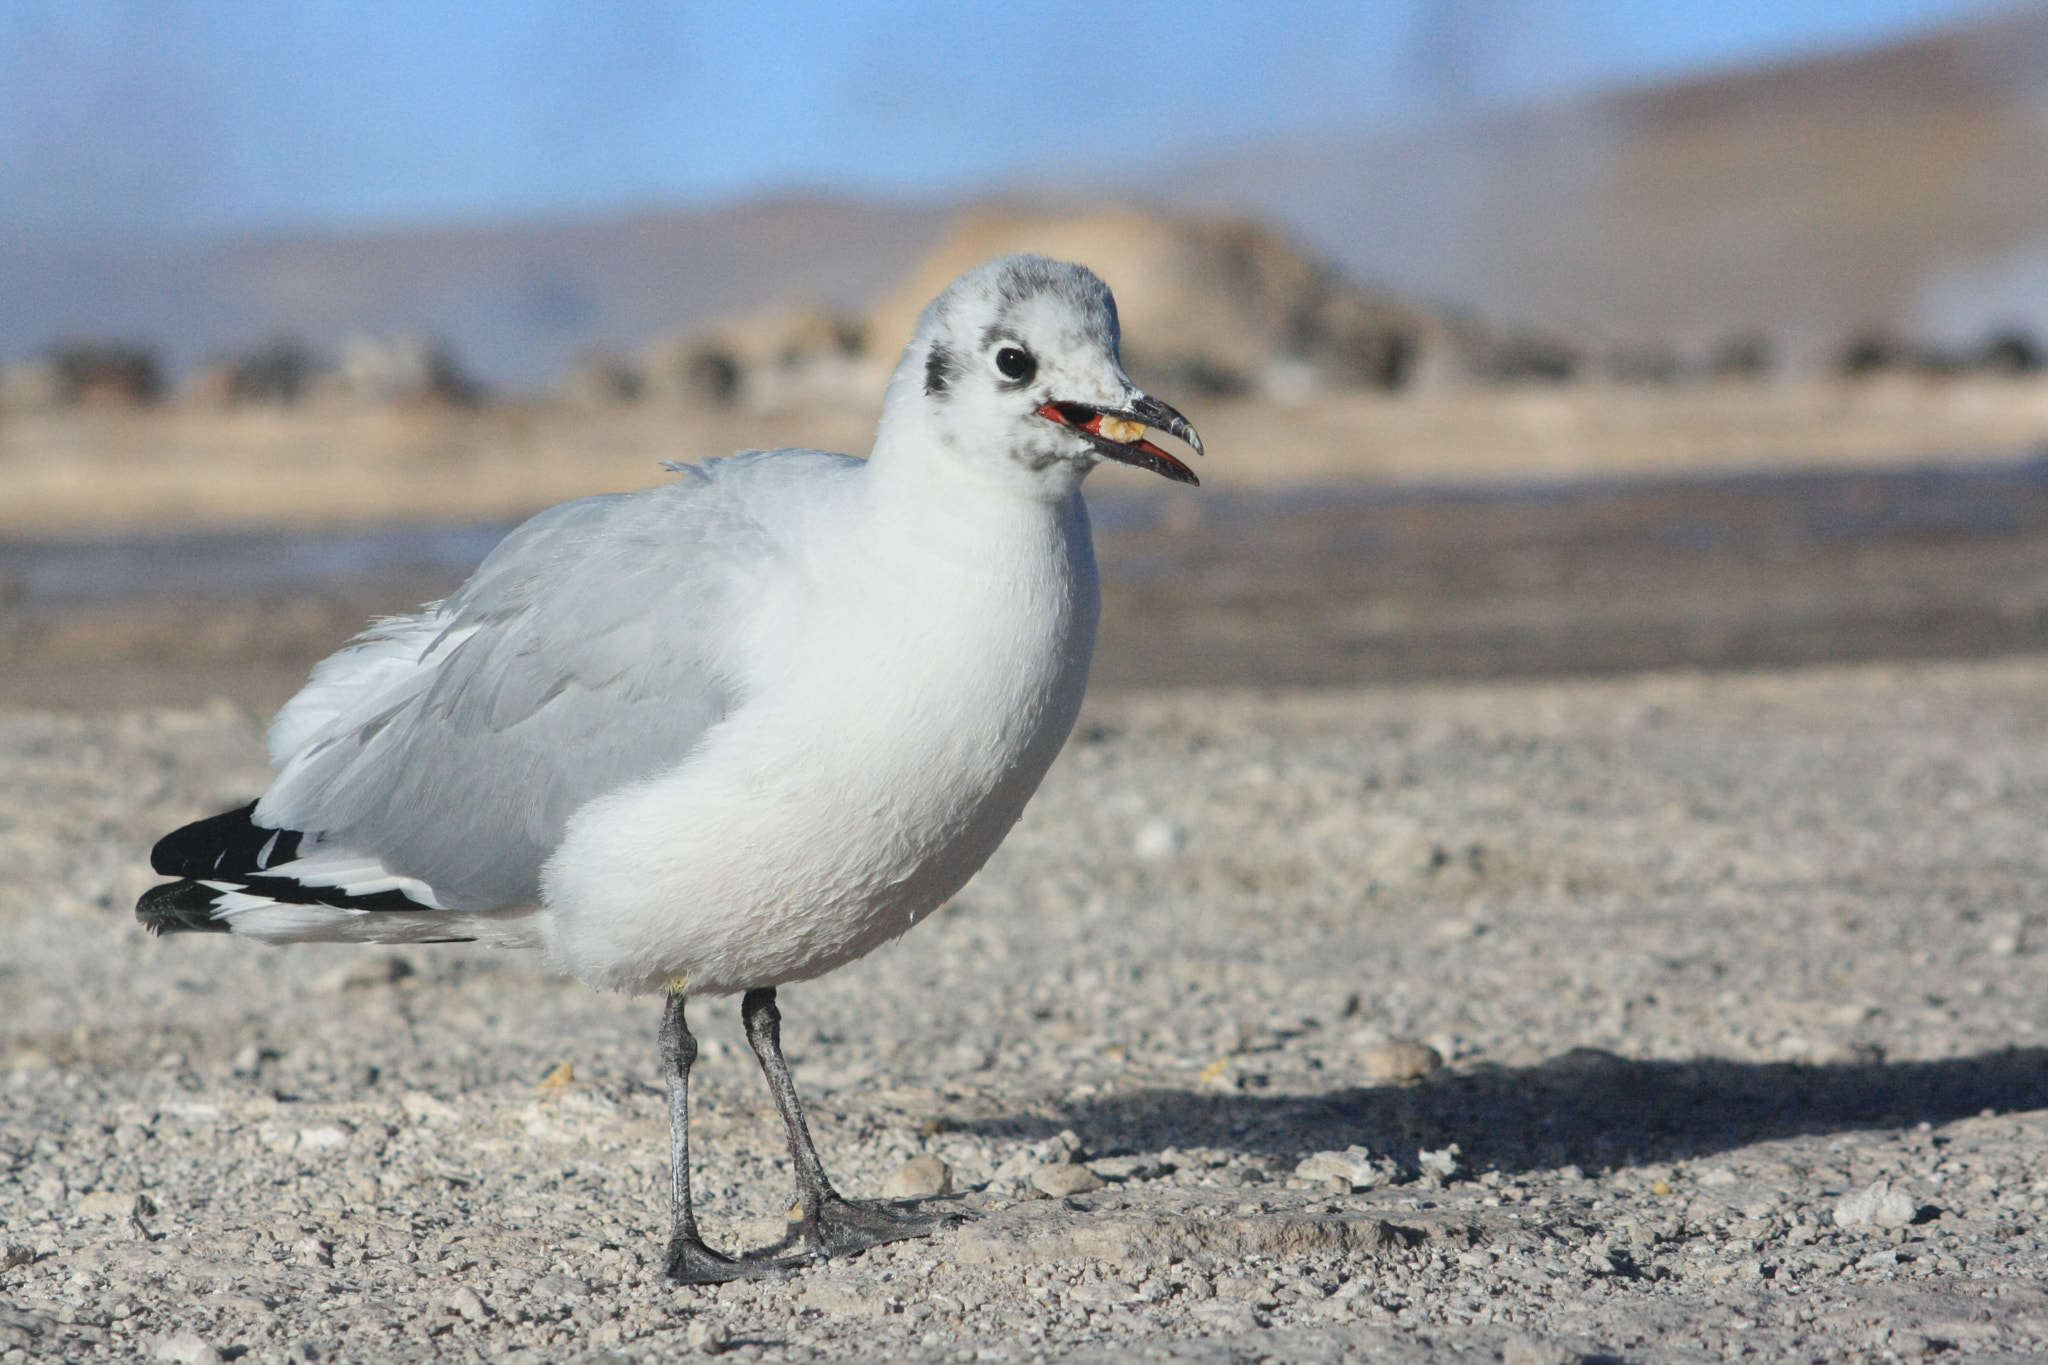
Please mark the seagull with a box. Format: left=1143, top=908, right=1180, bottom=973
left=136, top=254, right=1203, bottom=1283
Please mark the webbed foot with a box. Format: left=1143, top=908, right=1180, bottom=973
left=782, top=1193, right=967, bottom=1259
left=663, top=1232, right=821, bottom=1285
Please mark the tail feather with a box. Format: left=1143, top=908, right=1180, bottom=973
left=136, top=802, right=476, bottom=941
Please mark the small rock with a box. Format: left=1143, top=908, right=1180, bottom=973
left=1888, top=1329, right=1932, bottom=1359
left=1698, top=1166, right=1738, bottom=1187
left=1362, top=1038, right=1443, bottom=1083
left=1294, top=1146, right=1397, bottom=1190
left=1032, top=1163, right=1105, bottom=1197
left=153, top=1333, right=223, bottom=1365
left=400, top=1091, right=460, bottom=1123
left=1833, top=1178, right=1917, bottom=1228
left=535, top=1271, right=590, bottom=1298
left=296, top=1126, right=348, bottom=1153
left=1067, top=1280, right=1140, bottom=1306
left=1417, top=1143, right=1462, bottom=1180
left=685, top=1317, right=729, bottom=1355
left=444, top=1286, right=489, bottom=1322
left=294, top=1237, right=333, bottom=1267
left=74, top=1190, right=132, bottom=1219
left=1039, top=1129, right=1083, bottom=1163
left=1191, top=1299, right=1264, bottom=1331
left=1212, top=1274, right=1274, bottom=1305
left=1187, top=1301, right=1261, bottom=1326
left=1086, top=1154, right=1167, bottom=1182
left=1132, top=817, right=1185, bottom=860
left=881, top=1154, right=953, bottom=1199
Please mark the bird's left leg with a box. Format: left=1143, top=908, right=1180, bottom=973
left=659, top=988, right=783, bottom=1284
left=741, top=987, right=963, bottom=1258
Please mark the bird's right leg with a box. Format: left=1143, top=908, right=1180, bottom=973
left=659, top=988, right=761, bottom=1285
left=742, top=987, right=960, bottom=1258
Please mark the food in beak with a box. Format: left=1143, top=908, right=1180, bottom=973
left=1036, top=399, right=1202, bottom=486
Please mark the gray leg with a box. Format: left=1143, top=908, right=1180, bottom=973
left=659, top=990, right=782, bottom=1284
left=741, top=987, right=962, bottom=1258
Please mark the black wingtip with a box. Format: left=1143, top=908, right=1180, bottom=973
left=136, top=880, right=232, bottom=935
left=151, top=802, right=301, bottom=878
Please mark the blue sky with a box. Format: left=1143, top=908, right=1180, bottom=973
left=0, top=0, right=2028, bottom=242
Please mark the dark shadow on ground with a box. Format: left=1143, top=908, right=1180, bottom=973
left=966, top=1046, right=2048, bottom=1172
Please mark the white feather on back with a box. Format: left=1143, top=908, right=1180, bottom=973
left=267, top=614, right=467, bottom=767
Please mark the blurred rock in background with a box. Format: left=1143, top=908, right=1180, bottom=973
left=861, top=208, right=1447, bottom=403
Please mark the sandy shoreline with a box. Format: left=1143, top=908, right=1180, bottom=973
left=3, top=657, right=2047, bottom=1360
left=5, top=375, right=2048, bottom=537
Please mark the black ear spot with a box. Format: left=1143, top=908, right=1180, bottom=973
left=924, top=344, right=955, bottom=396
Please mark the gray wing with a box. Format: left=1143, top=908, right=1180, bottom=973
left=254, top=464, right=787, bottom=909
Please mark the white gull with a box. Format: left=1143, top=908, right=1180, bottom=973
left=137, top=253, right=1203, bottom=1282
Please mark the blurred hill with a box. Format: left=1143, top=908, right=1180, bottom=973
left=860, top=208, right=1446, bottom=397
left=632, top=208, right=1449, bottom=416
left=0, top=197, right=947, bottom=387
left=4, top=7, right=2047, bottom=386
left=1167, top=4, right=2048, bottom=368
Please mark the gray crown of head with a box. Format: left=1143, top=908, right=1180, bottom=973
left=913, top=254, right=1123, bottom=391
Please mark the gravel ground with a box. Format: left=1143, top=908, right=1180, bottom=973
left=5, top=658, right=2048, bottom=1362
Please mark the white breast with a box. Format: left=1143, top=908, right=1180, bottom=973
left=538, top=489, right=1099, bottom=996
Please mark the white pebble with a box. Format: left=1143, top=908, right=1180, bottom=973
left=444, top=1286, right=489, bottom=1322
left=1833, top=1178, right=1917, bottom=1228
left=1362, top=1038, right=1443, bottom=1083
left=1031, top=1163, right=1105, bottom=1196
left=1417, top=1143, right=1463, bottom=1179
left=1294, top=1146, right=1393, bottom=1190
left=881, top=1154, right=953, bottom=1199
left=153, top=1333, right=221, bottom=1365
left=1132, top=817, right=1185, bottom=860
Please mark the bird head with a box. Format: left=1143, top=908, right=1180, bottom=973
left=887, top=255, right=1202, bottom=495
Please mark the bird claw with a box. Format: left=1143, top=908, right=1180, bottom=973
left=662, top=1197, right=963, bottom=1284
left=785, top=1194, right=969, bottom=1259
left=662, top=1235, right=819, bottom=1286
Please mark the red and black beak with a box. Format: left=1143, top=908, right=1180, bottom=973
left=1037, top=392, right=1203, bottom=486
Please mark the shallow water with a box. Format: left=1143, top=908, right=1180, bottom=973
left=5, top=454, right=2047, bottom=608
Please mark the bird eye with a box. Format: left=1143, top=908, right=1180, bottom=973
left=994, top=347, right=1036, bottom=384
